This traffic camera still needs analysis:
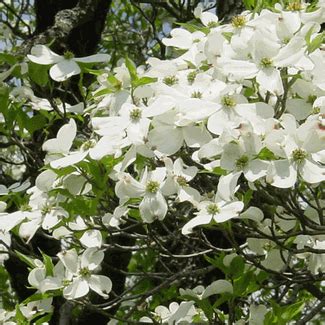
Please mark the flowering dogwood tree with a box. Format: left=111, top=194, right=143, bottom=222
left=1, top=0, right=325, bottom=324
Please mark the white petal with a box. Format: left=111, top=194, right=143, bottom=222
left=41, top=277, right=64, bottom=292
left=115, top=173, right=145, bottom=199
left=74, top=54, right=110, bottom=63
left=202, top=280, right=233, bottom=298
left=244, top=159, right=269, bottom=182
left=183, top=125, right=212, bottom=148
left=88, top=275, right=112, bottom=298
left=0, top=211, right=27, bottom=232
left=63, top=174, right=90, bottom=195
left=139, top=192, right=168, bottom=223
left=64, top=102, right=85, bottom=113
left=81, top=248, right=104, bottom=270
left=215, top=201, right=244, bottom=223
left=286, top=98, right=311, bottom=121
left=27, top=45, right=62, bottom=65
left=240, top=207, right=264, bottom=222
left=257, top=69, right=284, bottom=96
left=148, top=126, right=183, bottom=155
left=220, top=59, right=258, bottom=79
left=168, top=301, right=195, bottom=324
left=268, top=160, right=297, bottom=188
left=89, top=135, right=127, bottom=160
left=19, top=218, right=41, bottom=242
left=255, top=102, right=275, bottom=119
left=178, top=186, right=201, bottom=205
left=162, top=28, right=193, bottom=49
left=207, top=110, right=230, bottom=135
left=143, top=96, right=175, bottom=117
left=182, top=214, right=212, bottom=235
left=49, top=60, right=81, bottom=82
left=42, top=118, right=76, bottom=154
left=200, top=12, right=218, bottom=27
left=42, top=210, right=61, bottom=230
left=28, top=268, right=46, bottom=288
left=63, top=278, right=89, bottom=299
left=50, top=151, right=88, bottom=169
left=80, top=230, right=102, bottom=248
left=274, top=36, right=305, bottom=68
left=58, top=249, right=78, bottom=274
left=300, top=159, right=325, bottom=184
left=217, top=172, right=241, bottom=202
left=35, top=170, right=57, bottom=192
left=0, top=202, right=6, bottom=212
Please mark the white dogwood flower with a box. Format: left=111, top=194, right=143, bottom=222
left=27, top=45, right=110, bottom=82
left=58, top=248, right=112, bottom=300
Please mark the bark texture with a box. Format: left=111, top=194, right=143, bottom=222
left=217, top=0, right=246, bottom=22
left=21, top=0, right=111, bottom=56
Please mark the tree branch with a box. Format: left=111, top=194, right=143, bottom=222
left=20, top=0, right=107, bottom=55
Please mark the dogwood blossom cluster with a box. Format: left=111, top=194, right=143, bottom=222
left=1, top=1, right=325, bottom=323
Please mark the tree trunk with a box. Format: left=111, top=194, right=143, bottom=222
left=216, top=0, right=246, bottom=22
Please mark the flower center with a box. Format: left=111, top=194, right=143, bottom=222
left=287, top=2, right=302, bottom=11
left=176, top=176, right=188, bottom=187
left=207, top=21, right=219, bottom=28
left=163, top=75, right=178, bottom=86
left=221, top=95, right=236, bottom=108
left=232, top=15, right=246, bottom=28
left=63, top=50, right=75, bottom=60
left=53, top=97, right=62, bottom=106
left=41, top=204, right=52, bottom=215
left=236, top=155, right=249, bottom=169
left=146, top=180, right=160, bottom=194
left=82, top=139, right=96, bottom=150
left=207, top=203, right=220, bottom=215
left=79, top=267, right=91, bottom=278
left=307, top=95, right=317, bottom=105
left=260, top=57, right=273, bottom=68
left=187, top=71, right=197, bottom=84
left=129, top=108, right=142, bottom=122
left=191, top=91, right=203, bottom=99
left=292, top=148, right=307, bottom=163
left=21, top=204, right=32, bottom=212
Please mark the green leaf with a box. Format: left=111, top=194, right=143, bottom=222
left=0, top=53, right=17, bottom=65
left=107, top=75, right=122, bottom=89
left=34, top=313, right=53, bottom=324
left=14, top=250, right=37, bottom=268
left=281, top=300, right=305, bottom=320
left=308, top=33, right=324, bottom=53
left=257, top=147, right=276, bottom=160
left=204, top=254, right=228, bottom=274
left=175, top=22, right=209, bottom=34
left=93, top=87, right=114, bottom=97
left=133, top=76, right=157, bottom=88
left=212, top=167, right=227, bottom=176
left=229, top=256, right=245, bottom=277
left=41, top=251, right=54, bottom=276
left=305, top=25, right=314, bottom=45
left=28, top=62, right=49, bottom=86
left=25, top=114, right=47, bottom=134
left=266, top=300, right=305, bottom=324
left=243, top=189, right=253, bottom=206
left=222, top=32, right=233, bottom=42
left=22, top=292, right=53, bottom=304
left=125, top=57, right=138, bottom=81
left=0, top=86, right=9, bottom=115
left=243, top=0, right=255, bottom=9
left=15, top=304, right=28, bottom=324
